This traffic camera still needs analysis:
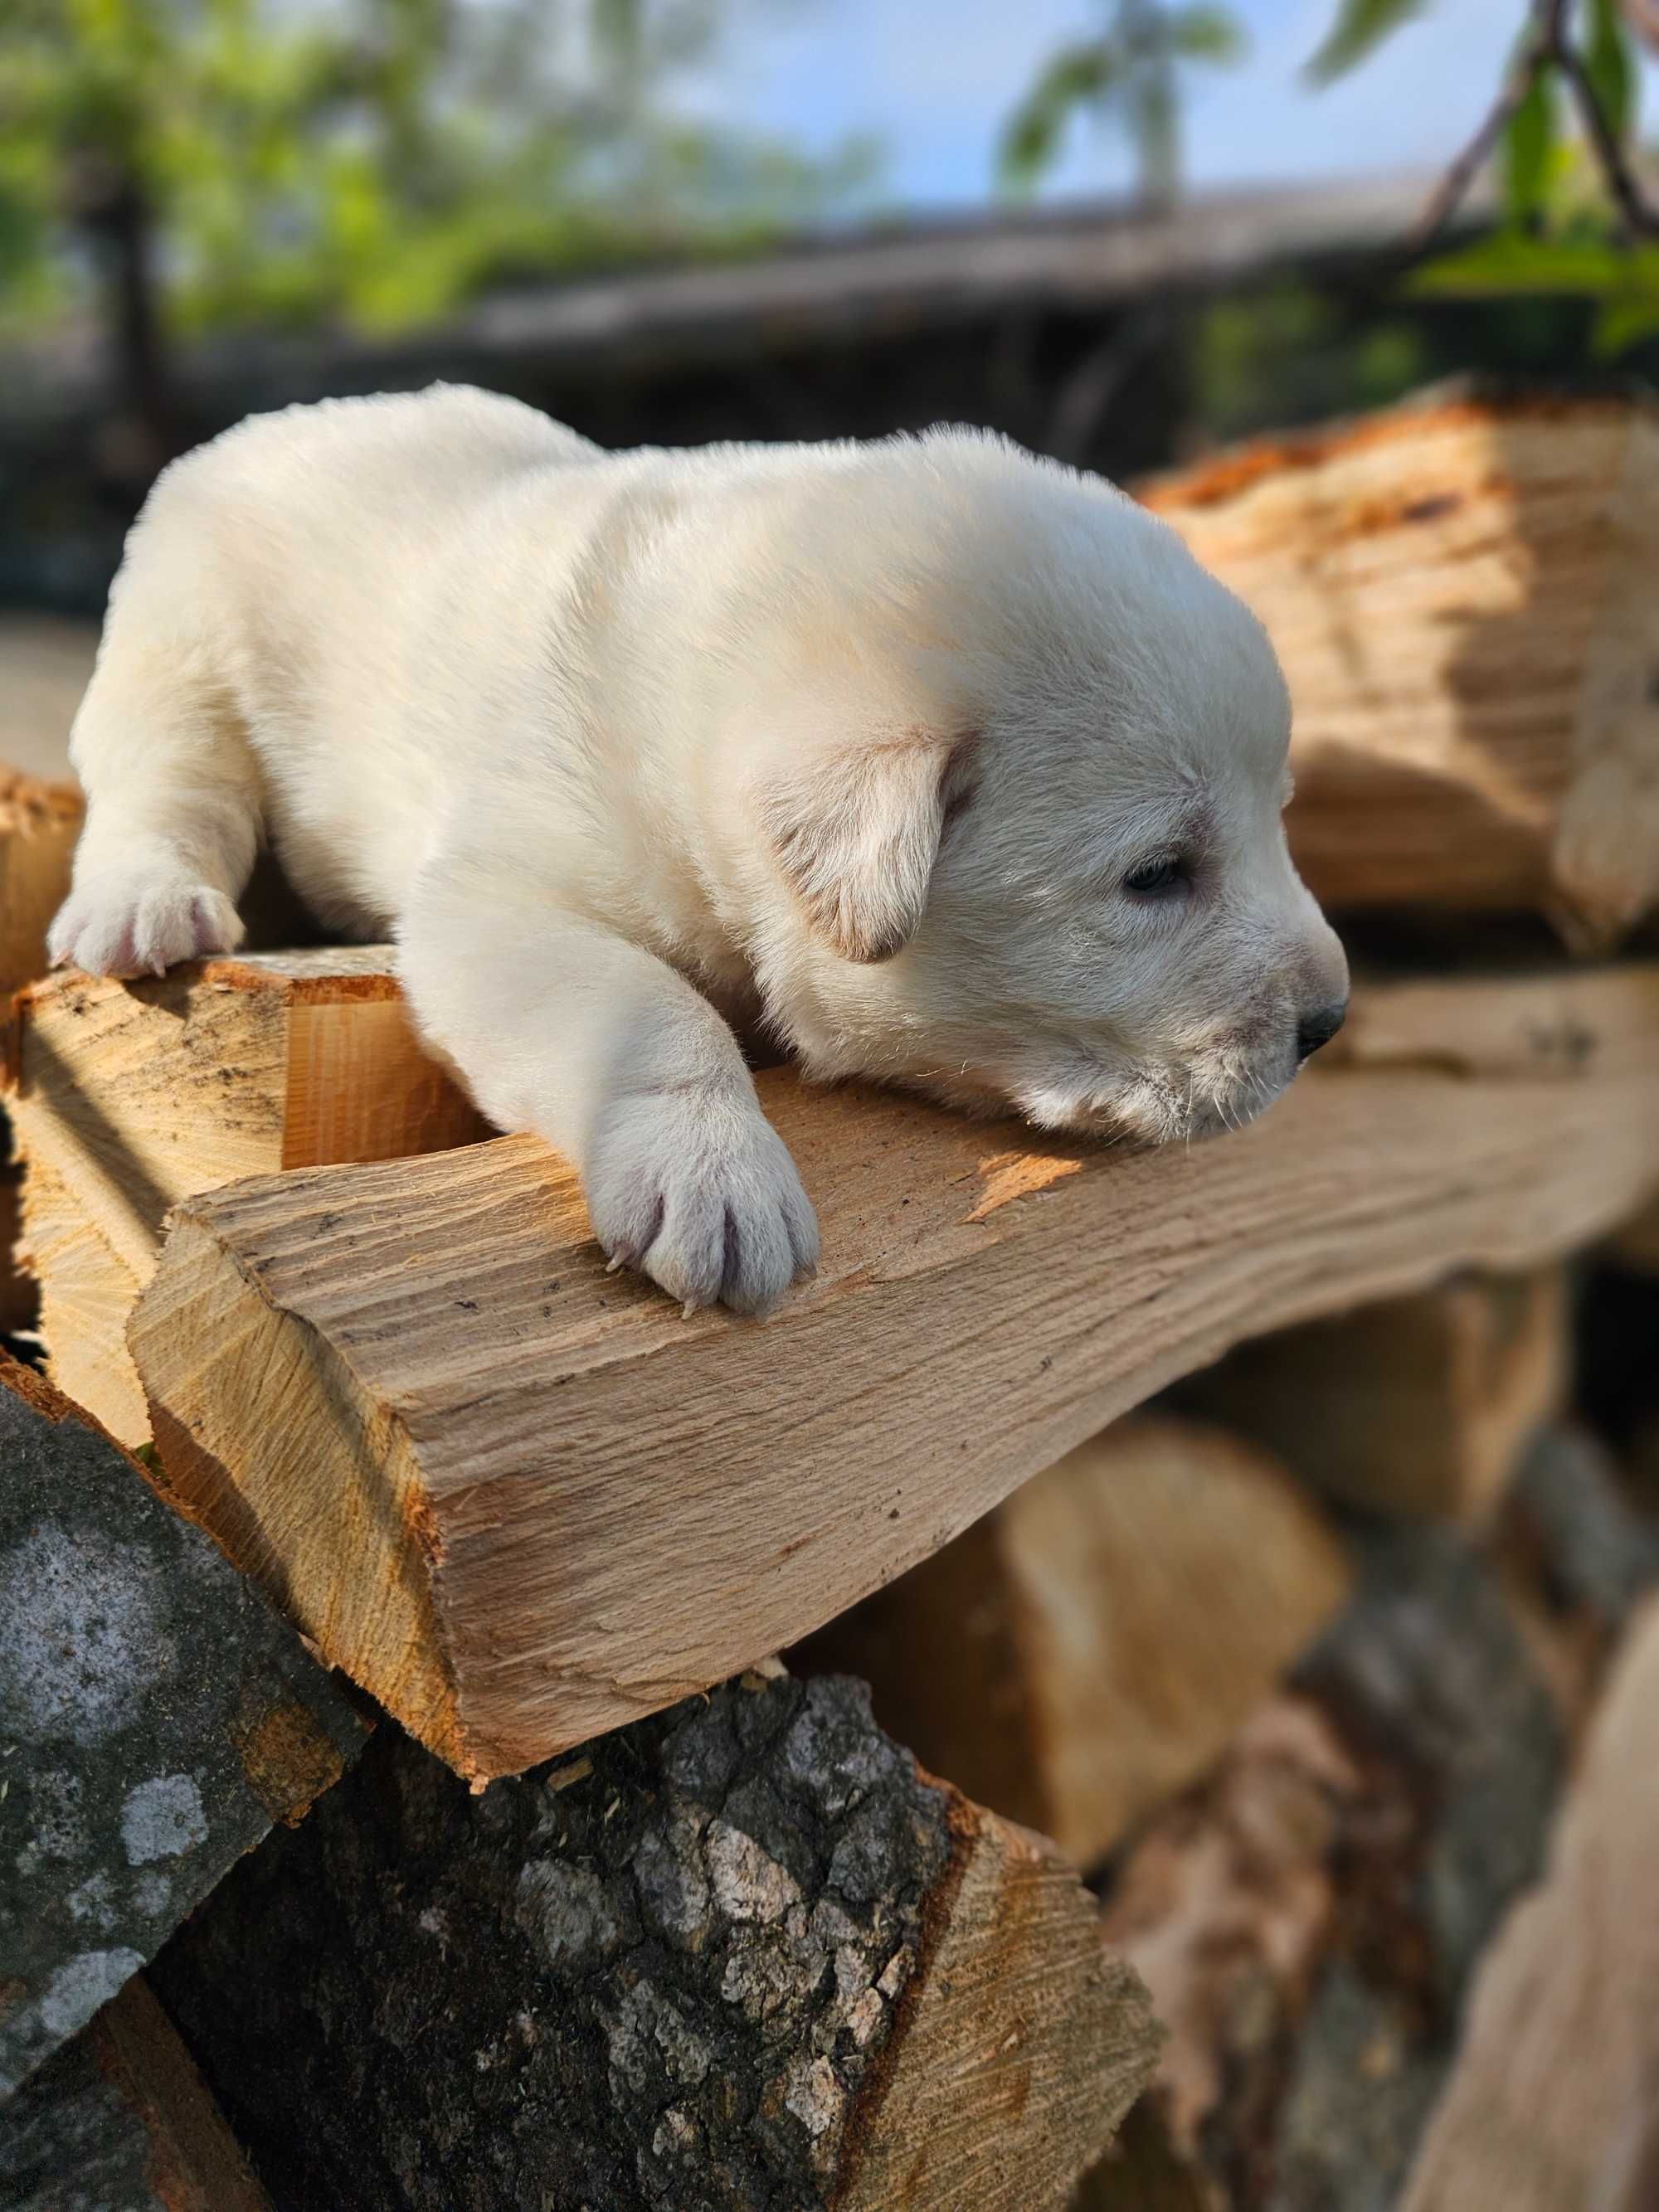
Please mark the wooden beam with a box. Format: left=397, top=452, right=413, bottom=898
left=1143, top=396, right=1659, bottom=947
left=149, top=1672, right=1159, bottom=2212
left=0, top=1977, right=271, bottom=2210
left=129, top=961, right=1659, bottom=1782
left=8, top=951, right=485, bottom=1441
left=0, top=1356, right=367, bottom=2098
left=10, top=175, right=1455, bottom=426
left=1401, top=1596, right=1659, bottom=2212
left=795, top=1413, right=1350, bottom=1868
left=1181, top=1268, right=1568, bottom=1525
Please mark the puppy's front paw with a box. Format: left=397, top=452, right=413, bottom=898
left=48, top=871, right=245, bottom=980
left=586, top=1088, right=820, bottom=1317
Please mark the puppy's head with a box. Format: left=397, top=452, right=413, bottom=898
left=745, top=430, right=1349, bottom=1145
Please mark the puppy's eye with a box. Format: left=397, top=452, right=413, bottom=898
left=1123, top=853, right=1188, bottom=897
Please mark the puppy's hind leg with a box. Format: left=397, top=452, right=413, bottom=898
left=50, top=612, right=260, bottom=980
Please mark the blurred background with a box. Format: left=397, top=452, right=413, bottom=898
left=1, top=0, right=1657, bottom=756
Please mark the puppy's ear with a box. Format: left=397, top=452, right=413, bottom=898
left=757, top=730, right=975, bottom=963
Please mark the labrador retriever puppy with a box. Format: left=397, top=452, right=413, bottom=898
left=52, top=385, right=1348, bottom=1314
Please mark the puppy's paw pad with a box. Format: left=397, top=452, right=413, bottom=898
left=49, top=876, right=245, bottom=980
left=587, top=1091, right=819, bottom=1318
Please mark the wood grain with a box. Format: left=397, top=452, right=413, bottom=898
left=0, top=769, right=80, bottom=1002
left=130, top=961, right=1659, bottom=1782
left=8, top=950, right=485, bottom=1441
left=798, top=1414, right=1350, bottom=1868
left=1143, top=396, right=1659, bottom=945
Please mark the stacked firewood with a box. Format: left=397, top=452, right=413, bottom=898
left=2, top=391, right=1658, bottom=2211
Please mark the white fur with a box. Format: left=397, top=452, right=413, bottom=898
left=55, top=384, right=1347, bottom=1314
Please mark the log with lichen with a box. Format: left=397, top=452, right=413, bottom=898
left=0, top=1357, right=367, bottom=2099
left=150, top=1670, right=1159, bottom=2212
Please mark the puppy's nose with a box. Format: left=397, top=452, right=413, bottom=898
left=1297, top=1000, right=1348, bottom=1062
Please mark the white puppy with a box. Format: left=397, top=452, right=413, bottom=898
left=53, top=384, right=1348, bottom=1314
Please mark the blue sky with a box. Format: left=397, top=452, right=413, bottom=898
left=691, top=0, right=1659, bottom=212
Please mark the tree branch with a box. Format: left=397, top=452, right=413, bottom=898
left=1557, top=43, right=1659, bottom=234
left=1412, top=0, right=1658, bottom=250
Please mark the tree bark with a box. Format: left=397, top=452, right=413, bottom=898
left=151, top=1670, right=1159, bottom=2212
left=1085, top=1514, right=1569, bottom=2210
left=0, top=1356, right=367, bottom=2098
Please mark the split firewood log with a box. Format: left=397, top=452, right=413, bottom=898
left=1400, top=1596, right=1659, bottom=2212
left=796, top=1413, right=1350, bottom=1867
left=0, top=1356, right=367, bottom=2097
left=150, top=1670, right=1159, bottom=2212
left=1180, top=1268, right=1568, bottom=1524
left=1143, top=393, right=1659, bottom=947
left=0, top=770, right=80, bottom=1002
left=0, top=1977, right=270, bottom=2210
left=7, top=950, right=484, bottom=1439
left=129, top=963, right=1659, bottom=1782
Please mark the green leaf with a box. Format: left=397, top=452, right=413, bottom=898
left=1502, top=62, right=1556, bottom=226
left=1593, top=289, right=1659, bottom=356
left=1168, top=3, right=1246, bottom=65
left=1585, top=0, right=1634, bottom=145
left=998, top=39, right=1121, bottom=189
left=1406, top=230, right=1652, bottom=299
left=1304, top=0, right=1428, bottom=85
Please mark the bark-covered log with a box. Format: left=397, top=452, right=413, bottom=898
left=0, top=1357, right=367, bottom=2098
left=130, top=963, right=1659, bottom=1782
left=1181, top=1269, right=1567, bottom=1525
left=0, top=1976, right=270, bottom=2211
left=1142, top=395, right=1659, bottom=946
left=152, top=1670, right=1158, bottom=2212
left=1492, top=1422, right=1659, bottom=1739
left=7, top=950, right=484, bottom=1440
left=1083, top=1514, right=1566, bottom=2211
left=1402, top=1596, right=1659, bottom=2212
left=795, top=1414, right=1350, bottom=1869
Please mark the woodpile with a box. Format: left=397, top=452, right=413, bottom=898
left=795, top=1414, right=1351, bottom=1867
left=1180, top=1267, right=1568, bottom=1524
left=124, top=960, right=1659, bottom=1781
left=4, top=387, right=1659, bottom=2206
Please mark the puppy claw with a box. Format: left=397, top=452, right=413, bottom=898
left=586, top=1087, right=819, bottom=1320
left=50, top=869, right=245, bottom=981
